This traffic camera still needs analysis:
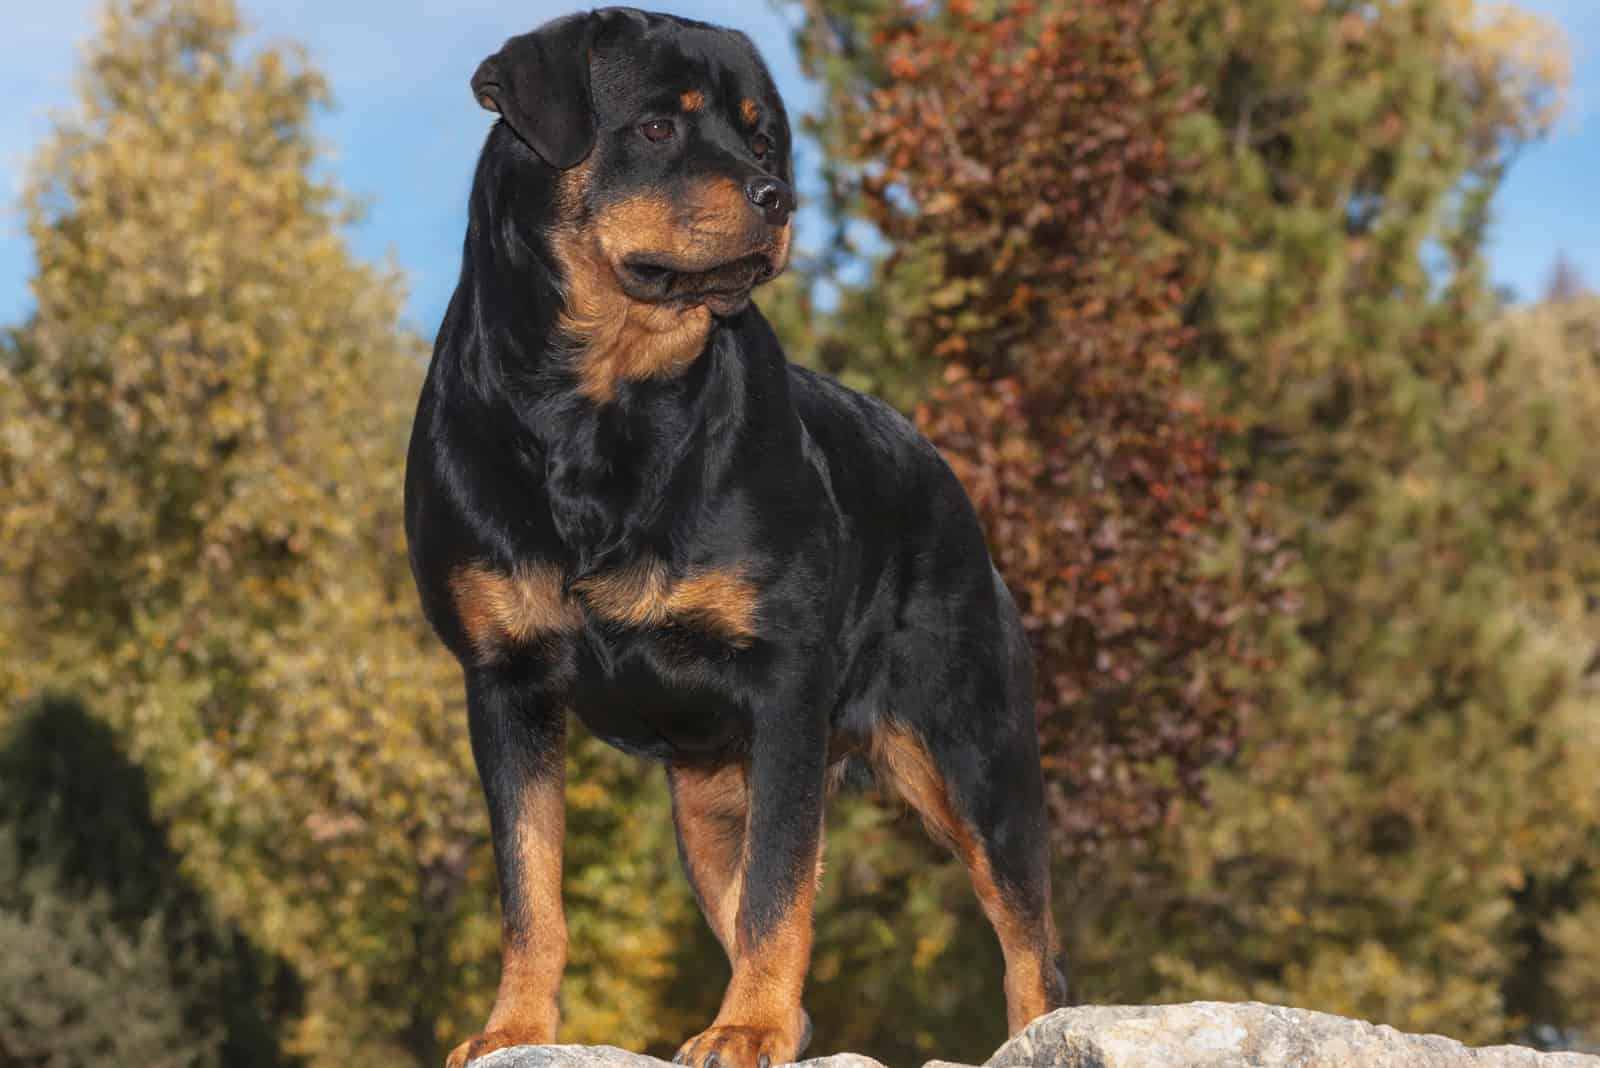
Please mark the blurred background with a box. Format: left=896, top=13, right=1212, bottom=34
left=1, top=1, right=1596, bottom=1066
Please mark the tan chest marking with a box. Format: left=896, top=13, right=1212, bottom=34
left=451, top=562, right=581, bottom=662
left=451, top=559, right=759, bottom=661
left=574, top=559, right=759, bottom=647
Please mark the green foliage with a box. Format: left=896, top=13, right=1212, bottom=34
left=2, top=0, right=1594, bottom=1064
left=0, top=0, right=468, bottom=1057
left=0, top=832, right=202, bottom=1068
left=0, top=697, right=298, bottom=1067
left=792, top=0, right=1596, bottom=1054
left=0, top=1, right=701, bottom=1062
left=1068, top=0, right=1596, bottom=1045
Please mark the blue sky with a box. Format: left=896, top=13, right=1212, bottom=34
left=1, top=0, right=1594, bottom=335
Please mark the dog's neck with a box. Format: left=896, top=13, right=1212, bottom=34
left=435, top=143, right=749, bottom=577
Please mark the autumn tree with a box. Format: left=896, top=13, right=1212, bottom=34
left=0, top=1, right=705, bottom=1062
left=766, top=4, right=1288, bottom=1060
left=795, top=0, right=1597, bottom=1050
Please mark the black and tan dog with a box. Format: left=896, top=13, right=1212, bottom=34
left=404, top=9, right=1066, bottom=1067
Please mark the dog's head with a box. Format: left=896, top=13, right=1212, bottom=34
left=473, top=8, right=794, bottom=322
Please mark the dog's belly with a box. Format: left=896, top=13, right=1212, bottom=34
left=565, top=634, right=750, bottom=761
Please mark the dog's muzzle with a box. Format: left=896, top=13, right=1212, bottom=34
left=617, top=250, right=781, bottom=317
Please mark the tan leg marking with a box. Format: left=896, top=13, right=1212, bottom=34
left=870, top=721, right=1059, bottom=1033
left=675, top=808, right=818, bottom=1068
left=670, top=763, right=750, bottom=958
left=447, top=771, right=567, bottom=1067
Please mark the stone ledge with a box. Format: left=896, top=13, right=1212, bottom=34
left=472, top=1049, right=886, bottom=1068
left=466, top=1002, right=1600, bottom=1068
left=990, top=1003, right=1600, bottom=1068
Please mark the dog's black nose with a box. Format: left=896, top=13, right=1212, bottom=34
left=745, top=175, right=795, bottom=225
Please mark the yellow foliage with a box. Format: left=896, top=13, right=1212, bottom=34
left=0, top=1, right=703, bottom=1062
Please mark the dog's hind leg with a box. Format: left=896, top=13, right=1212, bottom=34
left=669, top=762, right=750, bottom=960
left=869, top=708, right=1066, bottom=1035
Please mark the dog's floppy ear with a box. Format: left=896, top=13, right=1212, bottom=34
left=472, top=12, right=603, bottom=170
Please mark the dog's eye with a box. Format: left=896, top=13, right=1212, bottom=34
left=639, top=119, right=676, bottom=144
left=751, top=133, right=773, bottom=160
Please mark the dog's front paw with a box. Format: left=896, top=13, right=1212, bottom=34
left=445, top=1027, right=551, bottom=1068
left=672, top=1010, right=810, bottom=1068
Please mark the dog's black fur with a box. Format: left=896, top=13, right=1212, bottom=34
left=404, top=10, right=1065, bottom=1067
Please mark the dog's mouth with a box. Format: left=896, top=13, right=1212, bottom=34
left=616, top=252, right=781, bottom=317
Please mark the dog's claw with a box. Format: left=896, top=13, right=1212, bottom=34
left=758, top=1057, right=770, bottom=1068
left=703, top=1055, right=719, bottom=1068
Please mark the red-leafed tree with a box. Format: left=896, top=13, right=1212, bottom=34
left=833, top=0, right=1288, bottom=845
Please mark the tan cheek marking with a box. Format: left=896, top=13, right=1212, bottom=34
left=451, top=563, right=580, bottom=663
left=594, top=193, right=684, bottom=256
left=681, top=89, right=705, bottom=112
left=555, top=153, right=593, bottom=219
left=740, top=97, right=760, bottom=126
left=551, top=227, right=712, bottom=404
left=869, top=721, right=1058, bottom=1033
left=575, top=559, right=760, bottom=646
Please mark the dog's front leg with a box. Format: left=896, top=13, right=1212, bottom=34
left=447, top=669, right=568, bottom=1068
left=674, top=685, right=828, bottom=1068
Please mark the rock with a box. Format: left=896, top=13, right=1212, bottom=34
left=470, top=1047, right=889, bottom=1068
left=456, top=1005, right=1599, bottom=1068
left=986, top=1003, right=1600, bottom=1068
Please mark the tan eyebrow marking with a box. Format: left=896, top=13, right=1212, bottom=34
left=681, top=89, right=705, bottom=112
left=740, top=97, right=760, bottom=126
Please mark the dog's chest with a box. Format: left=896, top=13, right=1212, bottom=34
left=450, top=555, right=759, bottom=757
left=450, top=556, right=758, bottom=653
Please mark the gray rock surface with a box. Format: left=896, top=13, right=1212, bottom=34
left=461, top=1004, right=1600, bottom=1068
left=986, top=1003, right=1600, bottom=1067
left=471, top=1047, right=886, bottom=1068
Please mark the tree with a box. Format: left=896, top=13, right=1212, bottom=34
left=1543, top=253, right=1588, bottom=303
left=775, top=3, right=1285, bottom=1059
left=0, top=697, right=296, bottom=1068
left=1067, top=0, right=1595, bottom=1044
left=0, top=1, right=707, bottom=1062
left=0, top=834, right=202, bottom=1068
left=792, top=0, right=1595, bottom=1051
left=841, top=0, right=1287, bottom=845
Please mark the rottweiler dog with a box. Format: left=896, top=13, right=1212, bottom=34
left=404, top=8, right=1066, bottom=1067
